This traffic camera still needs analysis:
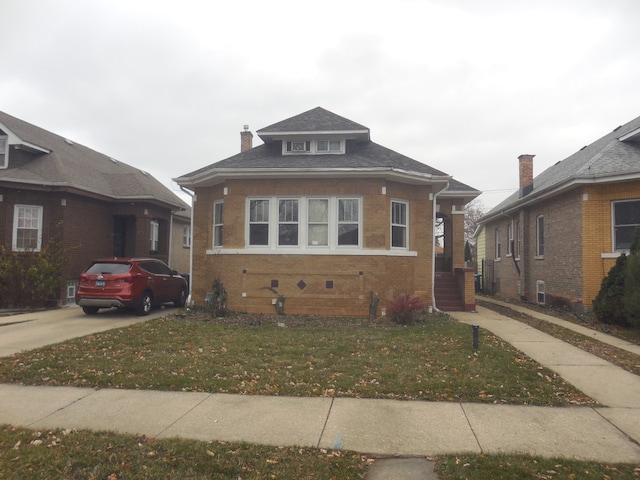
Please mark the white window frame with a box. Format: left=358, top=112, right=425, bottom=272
left=612, top=199, right=640, bottom=251
left=183, top=224, right=191, bottom=248
left=507, top=223, right=513, bottom=256
left=391, top=200, right=408, bottom=249
left=536, top=215, right=545, bottom=258
left=12, top=205, right=43, bottom=252
left=0, top=135, right=8, bottom=169
left=307, top=198, right=329, bottom=247
left=278, top=198, right=299, bottom=247
left=248, top=198, right=270, bottom=246
left=283, top=139, right=344, bottom=155
left=213, top=200, right=224, bottom=247
left=536, top=280, right=545, bottom=304
left=245, top=196, right=361, bottom=250
left=150, top=219, right=159, bottom=253
left=495, top=228, right=501, bottom=260
left=515, top=220, right=521, bottom=260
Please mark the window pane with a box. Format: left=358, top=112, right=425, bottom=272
left=250, top=200, right=269, bottom=222
left=308, top=224, right=328, bottom=246
left=317, top=141, right=328, bottom=151
left=615, top=201, right=640, bottom=226
left=214, top=225, right=223, bottom=246
left=537, top=216, right=544, bottom=256
left=338, top=224, right=358, bottom=245
left=279, top=224, right=298, bottom=246
left=615, top=226, right=634, bottom=250
left=339, top=199, right=358, bottom=222
left=308, top=199, right=328, bottom=222
left=279, top=199, right=298, bottom=222
left=214, top=202, right=224, bottom=223
left=392, top=226, right=406, bottom=248
left=329, top=141, right=341, bottom=151
left=249, top=224, right=269, bottom=245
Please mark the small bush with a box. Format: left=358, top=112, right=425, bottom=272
left=204, top=277, right=228, bottom=317
left=592, top=254, right=628, bottom=325
left=387, top=294, right=426, bottom=325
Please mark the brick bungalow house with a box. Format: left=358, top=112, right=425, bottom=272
left=0, top=111, right=189, bottom=305
left=175, top=107, right=480, bottom=316
left=478, top=114, right=640, bottom=312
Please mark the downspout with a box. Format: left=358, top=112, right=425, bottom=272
left=180, top=186, right=195, bottom=305
left=431, top=182, right=449, bottom=313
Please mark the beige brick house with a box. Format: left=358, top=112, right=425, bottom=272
left=478, top=114, right=640, bottom=312
left=175, top=107, right=480, bottom=316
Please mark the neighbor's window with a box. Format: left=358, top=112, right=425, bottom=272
left=495, top=228, right=501, bottom=259
left=0, top=135, right=8, bottom=169
left=278, top=199, right=299, bottom=246
left=183, top=225, right=191, bottom=248
left=613, top=199, right=640, bottom=251
left=213, top=201, right=224, bottom=247
left=536, top=280, right=545, bottom=304
left=13, top=205, right=43, bottom=252
left=249, top=199, right=270, bottom=246
left=507, top=223, right=513, bottom=256
left=515, top=220, right=521, bottom=259
left=338, top=198, right=360, bottom=246
left=285, top=141, right=310, bottom=153
left=150, top=220, right=159, bottom=253
left=391, top=200, right=408, bottom=248
left=536, top=215, right=545, bottom=257
left=308, top=198, right=329, bottom=246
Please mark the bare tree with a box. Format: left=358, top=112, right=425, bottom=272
left=465, top=198, right=486, bottom=244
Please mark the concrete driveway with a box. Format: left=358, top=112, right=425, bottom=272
left=0, top=305, right=176, bottom=357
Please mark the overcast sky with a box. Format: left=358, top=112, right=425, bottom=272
left=2, top=0, right=639, bottom=210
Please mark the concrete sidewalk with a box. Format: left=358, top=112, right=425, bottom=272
left=1, top=301, right=640, bottom=474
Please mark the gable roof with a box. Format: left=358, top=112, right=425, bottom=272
left=482, top=114, right=640, bottom=222
left=0, top=111, right=187, bottom=210
left=176, top=107, right=480, bottom=201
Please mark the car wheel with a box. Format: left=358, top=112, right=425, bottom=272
left=136, top=291, right=153, bottom=316
left=82, top=306, right=99, bottom=315
left=174, top=287, right=187, bottom=308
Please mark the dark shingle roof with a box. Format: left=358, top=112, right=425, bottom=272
left=484, top=114, right=640, bottom=219
left=257, top=107, right=369, bottom=137
left=0, top=111, right=187, bottom=209
left=177, top=107, right=480, bottom=199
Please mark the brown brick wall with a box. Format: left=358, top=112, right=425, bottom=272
left=191, top=178, right=437, bottom=316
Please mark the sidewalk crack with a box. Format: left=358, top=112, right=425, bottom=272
left=316, top=397, right=335, bottom=448
left=460, top=403, right=483, bottom=454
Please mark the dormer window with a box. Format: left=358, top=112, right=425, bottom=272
left=286, top=141, right=310, bottom=153
left=283, top=139, right=344, bottom=155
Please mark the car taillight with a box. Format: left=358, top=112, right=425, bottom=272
left=122, top=274, right=135, bottom=283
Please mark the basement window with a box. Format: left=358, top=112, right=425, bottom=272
left=536, top=281, right=545, bottom=305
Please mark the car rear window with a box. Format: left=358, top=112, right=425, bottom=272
left=85, top=263, right=132, bottom=275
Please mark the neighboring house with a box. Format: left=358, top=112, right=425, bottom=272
left=175, top=107, right=480, bottom=316
left=0, top=111, right=189, bottom=305
left=478, top=114, right=640, bottom=312
left=171, top=206, right=192, bottom=274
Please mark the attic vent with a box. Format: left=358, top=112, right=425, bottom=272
left=110, top=157, right=118, bottom=163
left=579, top=145, right=587, bottom=151
left=64, top=138, right=74, bottom=145
left=141, top=171, right=149, bottom=176
left=613, top=125, right=622, bottom=132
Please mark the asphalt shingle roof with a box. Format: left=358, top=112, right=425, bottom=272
left=0, top=111, right=187, bottom=209
left=485, top=114, right=640, bottom=218
left=177, top=107, right=480, bottom=196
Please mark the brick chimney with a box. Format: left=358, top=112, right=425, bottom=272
left=240, top=125, right=253, bottom=152
left=518, top=154, right=534, bottom=197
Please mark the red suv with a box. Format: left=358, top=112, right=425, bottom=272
left=75, top=258, right=188, bottom=316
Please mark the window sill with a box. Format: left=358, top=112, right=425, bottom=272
left=206, top=247, right=418, bottom=257
left=534, top=255, right=544, bottom=260
left=601, top=251, right=627, bottom=259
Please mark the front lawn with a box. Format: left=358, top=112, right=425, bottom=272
left=0, top=311, right=594, bottom=406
